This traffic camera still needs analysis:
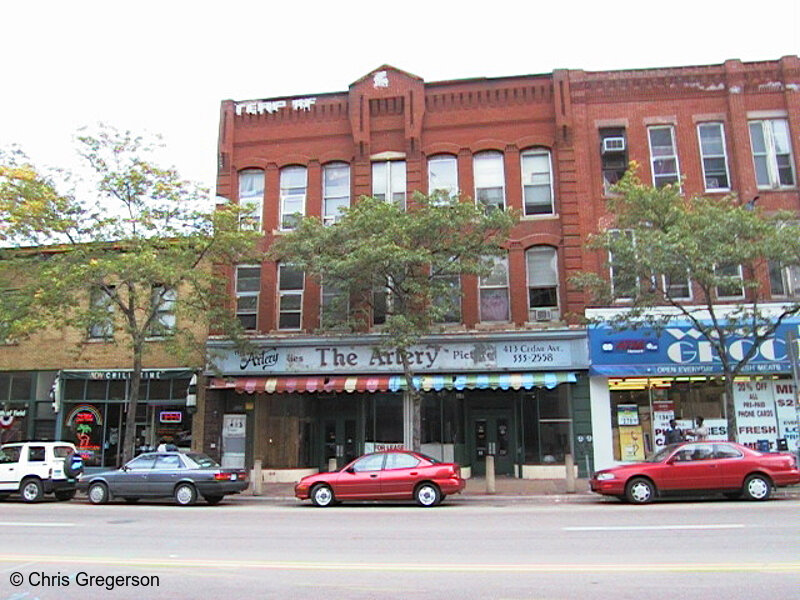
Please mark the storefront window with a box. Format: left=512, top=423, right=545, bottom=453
left=365, top=394, right=403, bottom=445
left=522, top=386, right=572, bottom=464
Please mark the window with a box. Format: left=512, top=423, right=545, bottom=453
left=0, top=446, right=20, bottom=464
left=238, top=169, right=264, bottom=230
left=769, top=262, right=800, bottom=298
left=697, top=123, right=730, bottom=191
left=715, top=264, right=745, bottom=299
left=321, top=280, right=349, bottom=328
left=749, top=119, right=795, bottom=189
left=323, top=163, right=350, bottom=225
left=599, top=127, right=628, bottom=194
left=372, top=282, right=391, bottom=326
left=278, top=264, right=304, bottom=330
left=609, top=230, right=636, bottom=301
left=88, top=286, right=114, bottom=339
left=662, top=273, right=692, bottom=300
left=352, top=453, right=385, bottom=472
left=427, top=155, right=458, bottom=201
left=647, top=125, right=680, bottom=188
left=126, top=455, right=156, bottom=471
left=474, top=151, right=505, bottom=211
left=526, top=246, right=559, bottom=320
left=149, top=285, right=176, bottom=336
left=372, top=161, right=406, bottom=208
left=280, top=166, right=307, bottom=230
left=432, top=273, right=461, bottom=324
left=521, top=149, right=554, bottom=215
left=479, top=255, right=510, bottom=322
left=28, top=446, right=45, bottom=462
left=154, top=454, right=182, bottom=469
left=384, top=453, right=419, bottom=470
left=235, top=265, right=261, bottom=331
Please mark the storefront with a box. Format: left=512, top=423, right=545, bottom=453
left=205, top=332, right=592, bottom=479
left=588, top=318, right=800, bottom=470
left=55, top=369, right=194, bottom=468
left=0, top=371, right=58, bottom=443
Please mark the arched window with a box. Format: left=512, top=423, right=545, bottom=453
left=520, top=149, right=553, bottom=215
left=479, top=254, right=509, bottom=322
left=428, top=154, right=458, bottom=202
left=238, top=169, right=264, bottom=230
left=280, top=166, right=307, bottom=230
left=323, top=163, right=350, bottom=225
left=526, top=246, right=559, bottom=321
left=473, top=151, right=505, bottom=211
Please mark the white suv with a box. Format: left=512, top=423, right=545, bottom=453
left=0, top=441, right=83, bottom=502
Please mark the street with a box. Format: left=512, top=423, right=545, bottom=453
left=1, top=495, right=798, bottom=600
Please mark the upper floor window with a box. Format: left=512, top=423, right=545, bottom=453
left=769, top=261, right=800, bottom=298
left=280, top=166, right=307, bottom=230
left=148, top=285, right=177, bottom=336
left=662, top=273, right=692, bottom=300
left=526, top=246, right=559, bottom=321
left=697, top=122, right=730, bottom=192
left=372, top=161, right=406, bottom=208
left=599, top=127, right=628, bottom=194
left=323, top=163, right=350, bottom=225
left=88, top=286, right=115, bottom=339
left=479, top=255, right=509, bottom=323
left=432, top=273, right=461, bottom=324
left=714, top=264, right=745, bottom=300
left=647, top=125, right=681, bottom=189
left=609, top=230, right=636, bottom=301
left=749, top=119, right=795, bottom=189
left=474, top=151, right=505, bottom=212
left=428, top=155, right=458, bottom=202
left=278, top=264, right=304, bottom=330
left=235, top=265, right=261, bottom=331
left=521, top=149, right=554, bottom=215
left=238, top=169, right=264, bottom=230
left=372, top=277, right=393, bottom=327
left=321, top=280, right=349, bottom=328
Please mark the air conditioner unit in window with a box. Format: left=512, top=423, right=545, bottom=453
left=602, top=137, right=626, bottom=153
left=533, top=308, right=557, bottom=322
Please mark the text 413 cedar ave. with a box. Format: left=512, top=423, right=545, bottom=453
left=503, top=343, right=558, bottom=364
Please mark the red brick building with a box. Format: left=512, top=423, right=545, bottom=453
left=205, top=58, right=799, bottom=478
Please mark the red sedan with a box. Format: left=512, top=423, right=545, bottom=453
left=591, top=441, right=800, bottom=504
left=295, top=450, right=465, bottom=507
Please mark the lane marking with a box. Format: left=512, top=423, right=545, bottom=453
left=0, top=555, right=796, bottom=574
left=564, top=524, right=745, bottom=532
left=0, top=522, right=75, bottom=528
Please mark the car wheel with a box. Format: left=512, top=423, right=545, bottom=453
left=174, top=483, right=197, bottom=506
left=64, top=458, right=83, bottom=479
left=310, top=484, right=335, bottom=507
left=88, top=482, right=109, bottom=505
left=415, top=482, right=441, bottom=507
left=55, top=489, right=76, bottom=501
left=20, top=478, right=44, bottom=503
left=742, top=474, right=772, bottom=501
left=625, top=477, right=655, bottom=504
left=204, top=495, right=224, bottom=505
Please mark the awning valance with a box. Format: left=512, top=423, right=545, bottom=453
left=208, top=372, right=577, bottom=395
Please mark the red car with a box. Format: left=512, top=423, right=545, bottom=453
left=294, top=450, right=465, bottom=507
left=591, top=441, right=800, bottom=504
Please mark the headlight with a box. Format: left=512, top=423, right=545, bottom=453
left=595, top=472, right=616, bottom=481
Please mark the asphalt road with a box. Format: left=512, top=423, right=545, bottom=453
left=0, top=494, right=798, bottom=600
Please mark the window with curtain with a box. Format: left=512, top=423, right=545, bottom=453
left=280, top=166, right=307, bottom=230
left=473, top=151, right=505, bottom=211
left=427, top=155, right=458, bottom=202
left=526, top=246, right=559, bottom=319
left=647, top=125, right=681, bottom=189
left=323, top=163, right=350, bottom=225
left=697, top=122, right=730, bottom=191
left=148, top=285, right=177, bottom=336
left=749, top=119, right=795, bottom=189
left=479, top=255, right=509, bottom=322
left=521, top=149, right=554, bottom=215
left=88, top=286, right=115, bottom=339
left=238, top=169, right=264, bottom=230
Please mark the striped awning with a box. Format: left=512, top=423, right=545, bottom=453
left=208, top=372, right=576, bottom=395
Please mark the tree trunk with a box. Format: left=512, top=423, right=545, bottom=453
left=121, top=351, right=144, bottom=465
left=399, top=349, right=422, bottom=452
left=724, top=372, right=738, bottom=443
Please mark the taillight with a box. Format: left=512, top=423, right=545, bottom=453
left=214, top=472, right=230, bottom=481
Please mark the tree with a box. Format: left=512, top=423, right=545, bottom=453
left=571, top=165, right=800, bottom=441
left=0, top=126, right=261, bottom=463
left=269, top=192, right=516, bottom=451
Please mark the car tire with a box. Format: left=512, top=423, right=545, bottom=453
left=310, top=484, right=335, bottom=507
left=625, top=477, right=655, bottom=505
left=20, top=478, right=44, bottom=503
left=742, top=474, right=772, bottom=501
left=55, top=489, right=76, bottom=501
left=88, top=482, right=109, bottom=505
left=204, top=495, right=224, bottom=505
left=415, top=482, right=441, bottom=507
left=174, top=483, right=197, bottom=506
left=64, top=458, right=83, bottom=479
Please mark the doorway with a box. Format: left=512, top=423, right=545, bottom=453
left=470, top=410, right=515, bottom=476
left=322, top=416, right=357, bottom=471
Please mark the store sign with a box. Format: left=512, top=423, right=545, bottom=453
left=652, top=401, right=675, bottom=449
left=733, top=380, right=798, bottom=452
left=0, top=407, right=27, bottom=429
left=235, top=97, right=316, bottom=115
left=590, top=321, right=800, bottom=376
left=159, top=411, right=183, bottom=424
left=210, top=337, right=588, bottom=376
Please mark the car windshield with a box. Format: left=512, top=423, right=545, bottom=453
left=648, top=445, right=680, bottom=462
left=184, top=452, right=220, bottom=469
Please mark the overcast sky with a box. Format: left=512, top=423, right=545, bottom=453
left=2, top=1, right=798, bottom=203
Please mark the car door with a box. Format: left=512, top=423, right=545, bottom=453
left=146, top=454, right=185, bottom=497
left=657, top=443, right=723, bottom=491
left=334, top=454, right=385, bottom=499
left=112, top=454, right=156, bottom=496
left=380, top=452, right=422, bottom=498
left=0, top=446, right=21, bottom=492
left=713, top=443, right=747, bottom=489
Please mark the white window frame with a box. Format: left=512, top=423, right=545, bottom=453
left=525, top=246, right=559, bottom=320
left=474, top=151, right=506, bottom=211
left=748, top=119, right=796, bottom=189
left=280, top=166, right=307, bottom=231
left=432, top=273, right=462, bottom=324
left=278, top=263, right=304, bottom=331
left=479, top=255, right=510, bottom=323
left=714, top=264, right=745, bottom=300
left=697, top=122, right=731, bottom=192
left=88, top=286, right=115, bottom=339
left=235, top=265, right=261, bottom=331
left=238, top=169, right=264, bottom=230
left=769, top=262, right=800, bottom=298
left=520, top=149, right=554, bottom=216
left=147, top=285, right=177, bottom=337
left=323, top=163, right=350, bottom=225
left=647, top=125, right=681, bottom=189
left=427, top=155, right=459, bottom=202
left=372, top=160, right=407, bottom=208
left=662, top=273, right=692, bottom=301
